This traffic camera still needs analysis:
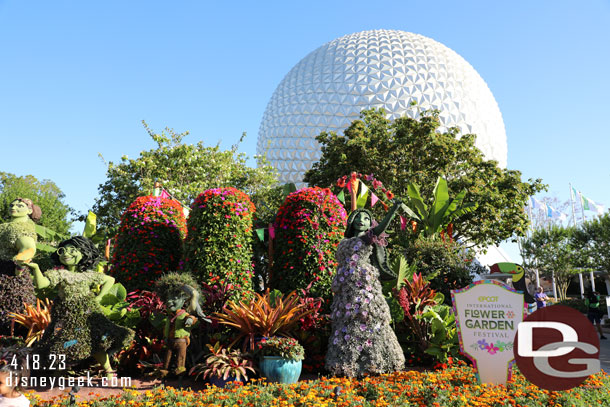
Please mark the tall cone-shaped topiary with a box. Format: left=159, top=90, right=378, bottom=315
left=111, top=196, right=187, bottom=292
left=270, top=187, right=347, bottom=303
left=183, top=187, right=255, bottom=301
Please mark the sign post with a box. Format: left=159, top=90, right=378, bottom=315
left=451, top=280, right=526, bottom=385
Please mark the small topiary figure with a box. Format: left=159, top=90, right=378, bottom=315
left=183, top=187, right=255, bottom=302
left=111, top=196, right=187, bottom=292
left=270, top=187, right=347, bottom=303
left=26, top=236, right=134, bottom=378
left=154, top=272, right=207, bottom=376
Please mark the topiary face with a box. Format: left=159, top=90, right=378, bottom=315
left=352, top=211, right=371, bottom=233
left=8, top=200, right=31, bottom=220
left=166, top=292, right=187, bottom=312
left=57, top=245, right=83, bottom=268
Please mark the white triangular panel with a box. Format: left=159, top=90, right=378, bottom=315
left=257, top=29, right=507, bottom=185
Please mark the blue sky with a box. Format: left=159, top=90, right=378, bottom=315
left=1, top=1, right=609, bottom=261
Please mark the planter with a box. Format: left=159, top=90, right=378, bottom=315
left=260, top=356, right=302, bottom=384
left=208, top=375, right=243, bottom=388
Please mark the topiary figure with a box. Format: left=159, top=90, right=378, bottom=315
left=270, top=187, right=347, bottom=304
left=183, top=187, right=255, bottom=302
left=111, top=196, right=187, bottom=292
left=154, top=272, right=207, bottom=376
left=0, top=198, right=40, bottom=335
left=26, top=236, right=134, bottom=379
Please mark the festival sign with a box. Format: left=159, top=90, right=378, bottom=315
left=451, top=280, right=526, bottom=385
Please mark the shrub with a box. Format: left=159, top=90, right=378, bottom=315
left=214, top=290, right=314, bottom=351
left=111, top=196, right=187, bottom=292
left=557, top=296, right=608, bottom=314
left=270, top=187, right=347, bottom=303
left=190, top=342, right=256, bottom=382
left=403, top=238, right=482, bottom=304
left=184, top=187, right=255, bottom=301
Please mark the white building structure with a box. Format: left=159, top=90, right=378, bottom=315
left=258, top=29, right=507, bottom=184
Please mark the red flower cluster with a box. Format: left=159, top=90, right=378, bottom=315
left=183, top=187, right=255, bottom=302
left=271, top=187, right=347, bottom=303
left=336, top=172, right=395, bottom=208
left=111, top=196, right=187, bottom=292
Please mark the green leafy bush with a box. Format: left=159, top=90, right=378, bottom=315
left=111, top=196, right=187, bottom=292
left=100, top=283, right=141, bottom=329
left=557, top=296, right=608, bottom=314
left=403, top=238, right=482, bottom=304
left=183, top=188, right=255, bottom=301
left=270, top=187, right=347, bottom=303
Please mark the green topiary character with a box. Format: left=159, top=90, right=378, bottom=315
left=26, top=236, right=134, bottom=379
left=111, top=196, right=187, bottom=292
left=270, top=187, right=347, bottom=304
left=183, top=187, right=255, bottom=302
left=0, top=198, right=40, bottom=335
left=325, top=202, right=405, bottom=377
left=154, top=272, right=208, bottom=376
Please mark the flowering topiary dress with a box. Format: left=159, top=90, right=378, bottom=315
left=325, top=234, right=405, bottom=377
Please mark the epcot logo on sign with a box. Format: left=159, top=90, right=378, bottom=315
left=513, top=305, right=601, bottom=391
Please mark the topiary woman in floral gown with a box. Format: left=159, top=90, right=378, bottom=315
left=26, top=236, right=134, bottom=378
left=325, top=202, right=405, bottom=377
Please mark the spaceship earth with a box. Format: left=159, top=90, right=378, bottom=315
left=257, top=29, right=507, bottom=184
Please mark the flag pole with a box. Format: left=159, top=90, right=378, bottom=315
left=569, top=183, right=577, bottom=226
left=579, top=192, right=586, bottom=223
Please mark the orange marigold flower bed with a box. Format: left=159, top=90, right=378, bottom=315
left=29, top=364, right=610, bottom=406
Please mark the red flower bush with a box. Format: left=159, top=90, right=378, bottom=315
left=111, top=196, right=187, bottom=292
left=270, top=187, right=347, bottom=304
left=183, top=187, right=255, bottom=301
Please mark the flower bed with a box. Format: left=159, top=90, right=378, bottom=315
left=29, top=363, right=609, bottom=406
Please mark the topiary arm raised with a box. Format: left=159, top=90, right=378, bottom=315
left=372, top=199, right=402, bottom=237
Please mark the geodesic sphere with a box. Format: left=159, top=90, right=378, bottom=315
left=258, top=29, right=506, bottom=184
